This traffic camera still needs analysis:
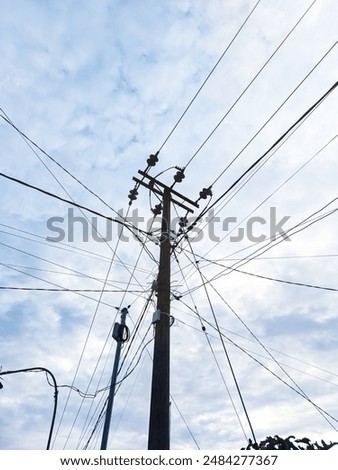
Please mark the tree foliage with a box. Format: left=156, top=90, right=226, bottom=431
left=242, top=435, right=338, bottom=450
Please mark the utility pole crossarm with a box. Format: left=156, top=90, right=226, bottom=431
left=136, top=170, right=199, bottom=209
left=133, top=176, right=195, bottom=213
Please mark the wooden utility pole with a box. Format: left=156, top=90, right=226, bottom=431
left=148, top=187, right=171, bottom=450
left=131, top=169, right=199, bottom=450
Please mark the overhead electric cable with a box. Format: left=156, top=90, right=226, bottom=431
left=0, top=109, right=124, bottom=220
left=0, top=367, right=58, bottom=450
left=62, top=215, right=159, bottom=449
left=170, top=395, right=201, bottom=450
left=174, top=314, right=338, bottom=388
left=157, top=0, right=262, bottom=152
left=184, top=254, right=338, bottom=293
left=200, top=134, right=337, bottom=261
left=171, top=48, right=337, bottom=263
left=182, top=0, right=318, bottom=170
left=211, top=323, right=338, bottom=428
left=0, top=240, right=149, bottom=295
left=0, top=262, right=125, bottom=309
left=201, top=273, right=338, bottom=430
left=0, top=286, right=144, bottom=293
left=79, top=298, right=154, bottom=449
left=0, top=172, right=159, bottom=295
left=0, top=171, right=152, bottom=241
left=55, top=201, right=137, bottom=447
left=193, top=80, right=338, bottom=225
left=187, top=239, right=257, bottom=444
left=209, top=41, right=337, bottom=188
left=220, top=201, right=338, bottom=277
left=220, top=254, right=338, bottom=261
left=0, top=222, right=154, bottom=275
left=82, top=400, right=108, bottom=450
left=179, top=307, right=338, bottom=428
left=174, top=277, right=338, bottom=430
left=179, top=200, right=338, bottom=297
left=1, top=263, right=147, bottom=286
left=173, top=83, right=337, bottom=258
left=59, top=241, right=131, bottom=448
left=0, top=109, right=157, bottom=306
left=173, top=255, right=249, bottom=441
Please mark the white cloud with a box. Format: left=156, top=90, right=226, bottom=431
left=0, top=0, right=338, bottom=453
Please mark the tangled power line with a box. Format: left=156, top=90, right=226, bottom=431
left=1, top=0, right=338, bottom=450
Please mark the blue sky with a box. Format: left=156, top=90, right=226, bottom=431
left=1, top=0, right=338, bottom=451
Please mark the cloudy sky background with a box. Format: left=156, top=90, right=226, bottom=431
left=0, top=0, right=338, bottom=450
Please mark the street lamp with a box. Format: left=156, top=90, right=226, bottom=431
left=0, top=367, right=58, bottom=450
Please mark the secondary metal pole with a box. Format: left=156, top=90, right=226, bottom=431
left=148, top=187, right=171, bottom=450
left=100, top=307, right=128, bottom=450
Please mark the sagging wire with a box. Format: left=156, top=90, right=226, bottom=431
left=186, top=239, right=258, bottom=444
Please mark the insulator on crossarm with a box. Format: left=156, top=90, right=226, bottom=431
left=174, top=168, right=185, bottom=183
left=199, top=187, right=212, bottom=199
left=152, top=203, right=162, bottom=216
left=128, top=188, right=138, bottom=203
left=147, top=152, right=159, bottom=167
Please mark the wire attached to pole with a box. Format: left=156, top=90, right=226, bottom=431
left=0, top=367, right=58, bottom=450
